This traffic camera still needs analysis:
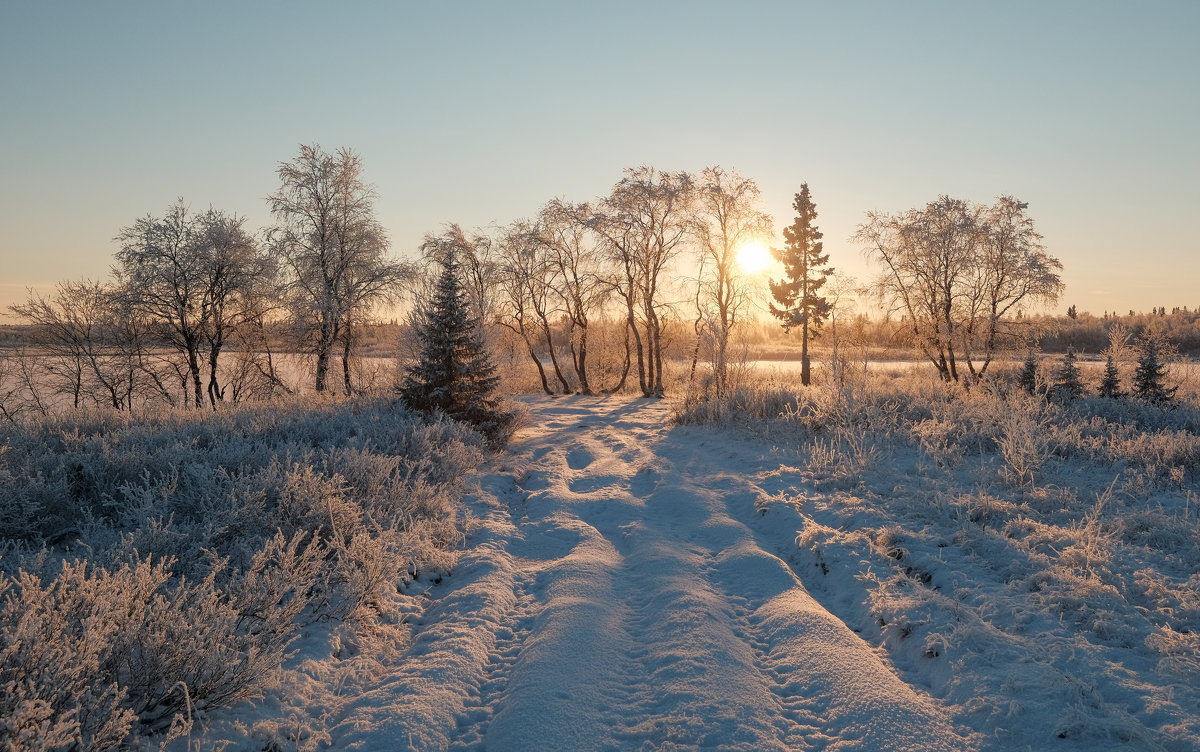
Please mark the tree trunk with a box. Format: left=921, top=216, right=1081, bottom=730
left=342, top=338, right=354, bottom=396
left=540, top=319, right=572, bottom=394
left=187, top=345, right=204, bottom=408
left=572, top=322, right=593, bottom=395
left=610, top=320, right=633, bottom=394
left=800, top=318, right=811, bottom=387
left=207, top=342, right=223, bottom=409
left=627, top=306, right=647, bottom=397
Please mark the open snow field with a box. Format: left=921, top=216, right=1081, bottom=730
left=306, top=396, right=973, bottom=751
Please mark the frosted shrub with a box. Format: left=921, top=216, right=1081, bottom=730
left=0, top=396, right=485, bottom=747
left=994, top=397, right=1055, bottom=486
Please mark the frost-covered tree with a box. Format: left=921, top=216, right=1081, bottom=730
left=1098, top=354, right=1123, bottom=399
left=694, top=166, right=773, bottom=397
left=398, top=253, right=513, bottom=445
left=1132, top=334, right=1176, bottom=405
left=590, top=166, right=694, bottom=397
left=268, top=144, right=411, bottom=394
left=770, top=183, right=831, bottom=387
left=856, top=196, right=1062, bottom=383
left=1051, top=347, right=1084, bottom=401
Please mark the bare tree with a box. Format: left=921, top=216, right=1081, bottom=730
left=693, top=167, right=773, bottom=397
left=591, top=167, right=694, bottom=397
left=113, top=200, right=212, bottom=406
left=855, top=195, right=1062, bottom=382
left=535, top=200, right=609, bottom=395
left=494, top=220, right=567, bottom=395
left=9, top=280, right=171, bottom=411
left=194, top=210, right=274, bottom=406
left=268, top=144, right=411, bottom=394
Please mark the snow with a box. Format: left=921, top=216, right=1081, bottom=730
left=279, top=396, right=973, bottom=751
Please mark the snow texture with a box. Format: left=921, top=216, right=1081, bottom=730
left=322, top=397, right=973, bottom=751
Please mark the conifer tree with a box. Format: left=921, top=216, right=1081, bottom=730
left=769, top=183, right=832, bottom=386
left=1132, top=334, right=1176, bottom=405
left=1017, top=349, right=1039, bottom=395
left=1098, top=354, right=1123, bottom=399
left=1051, top=346, right=1084, bottom=401
left=399, top=252, right=513, bottom=444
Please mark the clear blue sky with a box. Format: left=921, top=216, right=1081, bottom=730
left=2, top=1, right=1197, bottom=317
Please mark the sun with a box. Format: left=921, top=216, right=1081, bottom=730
left=737, top=241, right=772, bottom=274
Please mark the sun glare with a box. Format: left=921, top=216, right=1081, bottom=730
left=737, top=242, right=772, bottom=274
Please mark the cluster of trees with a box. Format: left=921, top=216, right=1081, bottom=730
left=411, top=166, right=777, bottom=400
left=855, top=195, right=1064, bottom=383
left=1021, top=330, right=1179, bottom=404
left=3, top=145, right=411, bottom=418
left=5, top=142, right=1097, bottom=418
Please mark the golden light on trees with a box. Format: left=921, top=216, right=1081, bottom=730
left=736, top=241, right=771, bottom=273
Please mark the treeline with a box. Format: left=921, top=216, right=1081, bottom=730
left=1040, top=309, right=1200, bottom=356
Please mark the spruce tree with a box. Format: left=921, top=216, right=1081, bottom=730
left=1098, top=354, right=1123, bottom=399
left=399, top=253, right=513, bottom=444
left=1051, top=347, right=1084, bottom=401
left=1017, top=349, right=1039, bottom=395
left=769, top=183, right=832, bottom=386
left=1132, top=334, right=1176, bottom=405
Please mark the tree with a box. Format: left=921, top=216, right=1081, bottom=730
left=193, top=210, right=272, bottom=407
left=1051, top=346, right=1084, bottom=401
left=537, top=199, right=608, bottom=395
left=495, top=220, right=566, bottom=396
left=1098, top=354, right=1123, bottom=399
left=398, top=252, right=513, bottom=445
left=693, top=167, right=773, bottom=397
left=1132, top=333, right=1176, bottom=404
left=11, top=280, right=170, bottom=411
left=855, top=195, right=1062, bottom=383
left=1067, top=304, right=1078, bottom=320
left=1017, top=349, right=1039, bottom=395
left=114, top=200, right=209, bottom=407
left=769, top=183, right=831, bottom=386
left=590, top=166, right=694, bottom=397
left=114, top=201, right=267, bottom=408
left=268, top=144, right=411, bottom=394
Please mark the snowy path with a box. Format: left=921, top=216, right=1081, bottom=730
left=332, top=397, right=974, bottom=751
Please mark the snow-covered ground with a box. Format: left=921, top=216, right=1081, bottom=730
left=208, top=396, right=973, bottom=751
left=193, top=384, right=1198, bottom=751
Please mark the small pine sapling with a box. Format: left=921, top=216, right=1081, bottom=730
left=1051, top=347, right=1085, bottom=401
left=1098, top=354, right=1123, bottom=399
left=1131, top=334, right=1177, bottom=405
left=1017, top=350, right=1040, bottom=395
left=1017, top=350, right=1039, bottom=395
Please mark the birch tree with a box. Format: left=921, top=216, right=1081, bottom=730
left=693, top=167, right=773, bottom=396
left=268, top=145, right=410, bottom=394
left=591, top=167, right=694, bottom=397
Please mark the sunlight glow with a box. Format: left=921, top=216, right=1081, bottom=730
left=737, top=242, right=772, bottom=274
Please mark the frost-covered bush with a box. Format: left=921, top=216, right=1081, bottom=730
left=0, top=397, right=484, bottom=747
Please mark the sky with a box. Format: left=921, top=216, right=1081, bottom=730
left=2, top=1, right=1197, bottom=319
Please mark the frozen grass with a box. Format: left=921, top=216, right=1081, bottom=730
left=679, top=368, right=1200, bottom=751
left=0, top=397, right=486, bottom=751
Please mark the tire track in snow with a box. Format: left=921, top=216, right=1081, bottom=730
left=334, top=397, right=974, bottom=751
